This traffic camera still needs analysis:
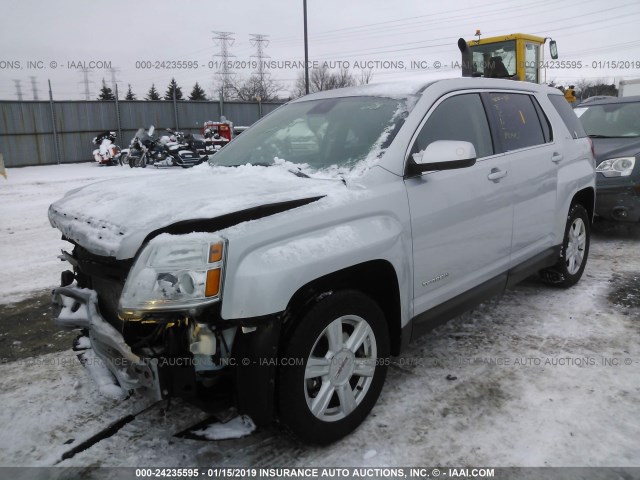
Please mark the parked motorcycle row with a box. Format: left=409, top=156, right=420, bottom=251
left=92, top=124, right=231, bottom=168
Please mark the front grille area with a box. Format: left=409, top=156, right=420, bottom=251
left=73, top=245, right=133, bottom=329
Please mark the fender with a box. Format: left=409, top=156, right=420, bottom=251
left=220, top=214, right=412, bottom=324
left=555, top=150, right=596, bottom=240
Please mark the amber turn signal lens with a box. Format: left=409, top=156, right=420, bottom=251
left=209, top=242, right=223, bottom=263
left=205, top=269, right=221, bottom=297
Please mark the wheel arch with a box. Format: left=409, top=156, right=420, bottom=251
left=571, top=186, right=595, bottom=222
left=282, top=259, right=403, bottom=356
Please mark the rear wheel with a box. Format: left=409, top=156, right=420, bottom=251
left=541, top=203, right=590, bottom=288
left=278, top=290, right=389, bottom=444
left=137, top=153, right=147, bottom=168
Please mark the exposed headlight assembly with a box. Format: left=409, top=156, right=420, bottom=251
left=119, top=233, right=226, bottom=319
left=596, top=157, right=636, bottom=177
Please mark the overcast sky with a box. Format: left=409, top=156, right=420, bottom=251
left=1, top=0, right=639, bottom=100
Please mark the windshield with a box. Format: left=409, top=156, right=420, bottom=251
left=469, top=40, right=517, bottom=78
left=209, top=95, right=414, bottom=176
left=576, top=102, right=640, bottom=137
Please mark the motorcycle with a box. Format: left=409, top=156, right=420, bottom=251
left=92, top=131, right=121, bottom=166
left=168, top=129, right=210, bottom=156
left=127, top=126, right=206, bottom=168
left=120, top=128, right=147, bottom=168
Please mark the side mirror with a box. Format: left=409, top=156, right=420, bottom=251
left=407, top=140, right=476, bottom=176
left=549, top=40, right=558, bottom=60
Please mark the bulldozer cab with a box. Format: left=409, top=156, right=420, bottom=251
left=458, top=32, right=557, bottom=83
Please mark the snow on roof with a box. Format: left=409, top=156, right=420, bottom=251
left=293, top=77, right=436, bottom=101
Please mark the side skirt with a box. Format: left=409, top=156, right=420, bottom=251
left=407, top=245, right=561, bottom=343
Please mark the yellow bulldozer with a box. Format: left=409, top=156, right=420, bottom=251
left=458, top=31, right=558, bottom=84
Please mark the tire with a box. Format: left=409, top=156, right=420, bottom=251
left=277, top=290, right=389, bottom=444
left=541, top=203, right=590, bottom=288
left=119, top=153, right=129, bottom=167
left=137, top=154, right=147, bottom=168
left=128, top=155, right=136, bottom=168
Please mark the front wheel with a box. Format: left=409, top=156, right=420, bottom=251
left=278, top=290, right=389, bottom=444
left=541, top=203, right=590, bottom=288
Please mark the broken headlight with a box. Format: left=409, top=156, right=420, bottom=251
left=119, top=233, right=225, bottom=319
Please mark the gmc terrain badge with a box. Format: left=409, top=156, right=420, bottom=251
left=422, top=273, right=449, bottom=287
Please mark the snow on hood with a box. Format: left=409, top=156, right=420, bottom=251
left=48, top=163, right=350, bottom=259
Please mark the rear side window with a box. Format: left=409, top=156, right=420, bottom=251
left=484, top=93, right=545, bottom=151
left=412, top=93, right=494, bottom=158
left=548, top=94, right=587, bottom=139
left=531, top=96, right=553, bottom=143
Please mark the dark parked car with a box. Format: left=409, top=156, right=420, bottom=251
left=575, top=96, right=640, bottom=222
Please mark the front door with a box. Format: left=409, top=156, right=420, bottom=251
left=404, top=92, right=514, bottom=319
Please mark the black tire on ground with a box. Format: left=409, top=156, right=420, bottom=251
left=277, top=290, right=390, bottom=445
left=540, top=203, right=590, bottom=288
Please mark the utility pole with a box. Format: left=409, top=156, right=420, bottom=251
left=114, top=84, right=122, bottom=144
left=108, top=67, right=120, bottom=98
left=79, top=68, right=95, bottom=100
left=172, top=88, right=179, bottom=131
left=13, top=80, right=23, bottom=101
left=212, top=31, right=236, bottom=102
left=250, top=34, right=270, bottom=98
left=303, top=0, right=309, bottom=95
left=29, top=76, right=40, bottom=100
left=48, top=80, right=61, bottom=165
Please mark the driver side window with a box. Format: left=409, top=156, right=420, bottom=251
left=412, top=93, right=494, bottom=159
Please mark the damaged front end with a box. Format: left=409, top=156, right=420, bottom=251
left=51, top=233, right=242, bottom=409
left=53, top=286, right=162, bottom=400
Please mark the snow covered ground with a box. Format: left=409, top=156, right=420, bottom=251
left=0, top=163, right=639, bottom=468
left=0, top=163, right=173, bottom=304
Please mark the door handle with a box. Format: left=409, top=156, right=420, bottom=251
left=552, top=152, right=564, bottom=163
left=487, top=168, right=507, bottom=181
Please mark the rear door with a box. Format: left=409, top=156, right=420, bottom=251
left=405, top=92, right=514, bottom=318
left=482, top=92, right=558, bottom=264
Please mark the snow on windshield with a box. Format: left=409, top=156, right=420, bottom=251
left=210, top=95, right=417, bottom=177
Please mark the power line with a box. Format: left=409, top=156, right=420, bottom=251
left=78, top=68, right=95, bottom=100
left=12, top=80, right=23, bottom=101
left=212, top=31, right=236, bottom=100
left=29, top=76, right=40, bottom=100
left=250, top=34, right=270, bottom=93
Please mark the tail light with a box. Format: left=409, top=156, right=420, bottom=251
left=587, top=138, right=596, bottom=164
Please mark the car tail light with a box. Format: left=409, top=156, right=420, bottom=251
left=588, top=138, right=596, bottom=163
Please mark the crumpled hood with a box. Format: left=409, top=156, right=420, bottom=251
left=49, top=164, right=346, bottom=259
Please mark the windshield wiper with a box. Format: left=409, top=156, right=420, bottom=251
left=288, top=168, right=310, bottom=178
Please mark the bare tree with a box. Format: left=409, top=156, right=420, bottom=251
left=573, top=79, right=592, bottom=102
left=359, top=68, right=374, bottom=85
left=230, top=74, right=283, bottom=102
left=293, top=65, right=357, bottom=97
left=575, top=78, right=617, bottom=100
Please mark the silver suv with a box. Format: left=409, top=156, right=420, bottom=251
left=49, top=77, right=595, bottom=444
